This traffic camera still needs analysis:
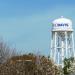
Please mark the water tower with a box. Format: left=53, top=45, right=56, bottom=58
left=50, top=16, right=75, bottom=67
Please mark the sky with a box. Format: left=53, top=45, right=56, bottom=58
left=0, top=0, right=75, bottom=56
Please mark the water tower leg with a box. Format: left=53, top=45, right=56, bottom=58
left=54, top=32, right=57, bottom=63
left=65, top=32, right=68, bottom=58
left=72, top=33, right=75, bottom=58
left=50, top=33, right=53, bottom=59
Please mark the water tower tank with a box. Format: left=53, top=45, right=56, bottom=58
left=52, top=16, right=73, bottom=31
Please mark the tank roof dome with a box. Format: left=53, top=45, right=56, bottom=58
left=52, top=16, right=72, bottom=26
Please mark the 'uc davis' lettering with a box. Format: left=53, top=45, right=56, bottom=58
left=55, top=24, right=68, bottom=27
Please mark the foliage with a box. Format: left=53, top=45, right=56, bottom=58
left=0, top=54, right=61, bottom=75
left=63, top=57, right=74, bottom=75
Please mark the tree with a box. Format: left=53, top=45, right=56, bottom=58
left=0, top=40, right=16, bottom=64
left=63, top=57, right=74, bottom=75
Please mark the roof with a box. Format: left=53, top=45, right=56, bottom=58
left=52, top=16, right=72, bottom=26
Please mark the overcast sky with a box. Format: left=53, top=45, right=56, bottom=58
left=0, top=0, right=75, bottom=56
